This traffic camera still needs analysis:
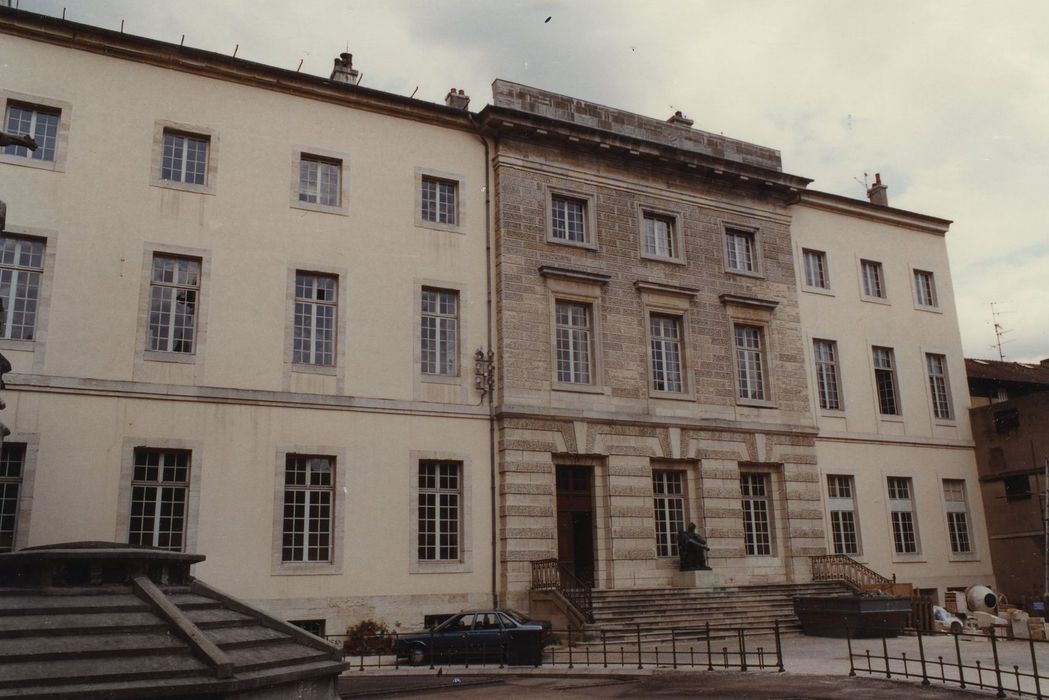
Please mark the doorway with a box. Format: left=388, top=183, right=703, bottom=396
left=556, top=465, right=595, bottom=586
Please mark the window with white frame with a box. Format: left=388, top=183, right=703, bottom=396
left=551, top=196, right=588, bottom=244
left=293, top=273, right=337, bottom=366
left=926, top=353, right=953, bottom=420
left=872, top=346, right=900, bottom=416
left=299, top=156, right=341, bottom=207
left=161, top=130, right=209, bottom=185
left=914, top=270, right=938, bottom=308
left=943, top=479, right=972, bottom=554
left=418, top=460, right=461, bottom=561
left=725, top=229, right=756, bottom=273
left=650, top=314, right=683, bottom=393
left=887, top=477, right=918, bottom=554
left=653, top=471, right=686, bottom=557
left=3, top=103, right=59, bottom=162
left=861, top=260, right=885, bottom=299
left=734, top=324, right=767, bottom=401
left=813, top=339, right=842, bottom=410
left=148, top=255, right=200, bottom=354
left=0, top=443, right=26, bottom=553
left=827, top=475, right=860, bottom=555
left=128, top=448, right=191, bottom=552
left=642, top=212, right=676, bottom=259
left=803, top=249, right=829, bottom=289
left=420, top=176, right=457, bottom=225
left=741, top=473, right=773, bottom=556
left=282, top=455, right=334, bottom=563
left=421, top=288, right=458, bottom=376
left=555, top=301, right=592, bottom=384
left=0, top=236, right=44, bottom=341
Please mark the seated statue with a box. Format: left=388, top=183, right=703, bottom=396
left=677, top=522, right=711, bottom=571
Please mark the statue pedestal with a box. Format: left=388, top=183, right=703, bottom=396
left=671, top=568, right=714, bottom=588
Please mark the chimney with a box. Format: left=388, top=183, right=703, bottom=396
left=445, top=88, right=470, bottom=110
left=330, top=52, right=361, bottom=85
left=667, top=110, right=694, bottom=127
left=1039, top=358, right=1049, bottom=368
left=867, top=172, right=889, bottom=206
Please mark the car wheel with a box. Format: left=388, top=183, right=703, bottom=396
left=408, top=646, right=427, bottom=666
left=950, top=620, right=963, bottom=635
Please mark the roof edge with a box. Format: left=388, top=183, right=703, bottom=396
left=795, top=189, right=952, bottom=234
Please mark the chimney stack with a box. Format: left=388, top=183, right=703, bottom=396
left=867, top=172, right=888, bottom=206
left=1039, top=358, right=1049, bottom=368
left=445, top=88, right=470, bottom=110
left=330, top=52, right=361, bottom=85
left=667, top=110, right=694, bottom=127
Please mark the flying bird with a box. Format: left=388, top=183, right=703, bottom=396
left=545, top=16, right=551, bottom=23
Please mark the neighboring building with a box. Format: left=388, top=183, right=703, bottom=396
left=966, top=357, right=1049, bottom=407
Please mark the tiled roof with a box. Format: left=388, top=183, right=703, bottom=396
left=965, top=358, right=1049, bottom=386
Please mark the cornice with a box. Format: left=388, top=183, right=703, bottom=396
left=795, top=190, right=952, bottom=235
left=538, top=265, right=611, bottom=285
left=719, top=293, right=779, bottom=310
left=634, top=281, right=700, bottom=297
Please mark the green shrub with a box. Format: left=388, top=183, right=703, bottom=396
left=343, top=619, right=395, bottom=655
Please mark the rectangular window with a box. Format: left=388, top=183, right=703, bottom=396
left=551, top=196, right=588, bottom=243
left=293, top=273, right=337, bottom=366
left=128, top=449, right=190, bottom=552
left=827, top=475, right=859, bottom=555
left=299, top=156, right=341, bottom=207
left=887, top=477, right=918, bottom=554
left=741, top=474, right=772, bottom=556
left=943, top=479, right=972, bottom=554
left=813, top=339, right=842, bottom=410
left=161, top=131, right=209, bottom=185
left=420, top=176, right=457, bottom=225
left=872, top=346, right=900, bottom=415
left=418, top=460, right=461, bottom=561
left=421, top=288, right=459, bottom=376
left=650, top=314, right=683, bottom=393
left=0, top=236, right=44, bottom=341
left=725, top=230, right=755, bottom=272
left=290, top=619, right=326, bottom=637
left=926, top=353, right=952, bottom=419
left=0, top=443, right=26, bottom=553
left=861, top=260, right=885, bottom=299
left=555, top=301, right=592, bottom=384
left=734, top=325, right=767, bottom=401
left=282, top=455, right=334, bottom=563
left=3, top=103, right=59, bottom=162
left=643, top=212, right=675, bottom=258
left=914, top=270, right=938, bottom=307
left=803, top=249, right=829, bottom=289
left=148, top=255, right=200, bottom=354
left=1004, top=475, right=1032, bottom=501
left=653, top=471, right=686, bottom=557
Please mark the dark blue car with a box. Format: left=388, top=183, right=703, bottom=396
left=395, top=609, right=552, bottom=666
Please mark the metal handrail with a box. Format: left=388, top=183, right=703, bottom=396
left=810, top=554, right=895, bottom=590
left=531, top=558, right=593, bottom=623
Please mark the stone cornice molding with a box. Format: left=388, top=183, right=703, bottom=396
left=538, top=265, right=611, bottom=285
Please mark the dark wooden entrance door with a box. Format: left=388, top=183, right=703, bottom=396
left=555, top=466, right=595, bottom=586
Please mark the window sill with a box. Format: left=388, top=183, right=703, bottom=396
left=914, top=304, right=943, bottom=314
left=291, top=200, right=349, bottom=217
left=649, top=390, right=695, bottom=402
left=934, top=418, right=957, bottom=427
left=0, top=153, right=62, bottom=173
left=724, top=268, right=764, bottom=279
left=150, top=179, right=216, bottom=196
left=819, top=408, right=847, bottom=417
left=144, top=350, right=197, bottom=365
left=292, top=363, right=338, bottom=376
left=737, top=398, right=776, bottom=409
left=860, top=295, right=891, bottom=306
left=553, top=382, right=606, bottom=395
left=802, top=285, right=835, bottom=297
left=641, top=252, right=686, bottom=266
left=420, top=373, right=462, bottom=386
left=0, top=338, right=36, bottom=352
left=271, top=562, right=341, bottom=576
left=410, top=560, right=472, bottom=574
left=415, top=218, right=465, bottom=235
left=890, top=554, right=926, bottom=564
left=878, top=414, right=905, bottom=423
left=947, top=552, right=980, bottom=563
left=547, top=237, right=598, bottom=252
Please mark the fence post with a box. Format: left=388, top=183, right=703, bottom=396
left=568, top=625, right=574, bottom=669
left=954, top=630, right=965, bottom=689
left=916, top=629, right=930, bottom=686
left=636, top=623, right=643, bottom=670
left=429, top=628, right=435, bottom=670
left=774, top=620, right=785, bottom=673
left=882, top=631, right=890, bottom=679
left=990, top=627, right=1006, bottom=699
left=1029, top=636, right=1041, bottom=700
left=602, top=629, right=608, bottom=668
left=706, top=620, right=714, bottom=671
left=671, top=628, right=677, bottom=670
left=738, top=628, right=747, bottom=672
left=393, top=632, right=399, bottom=670
left=844, top=618, right=855, bottom=677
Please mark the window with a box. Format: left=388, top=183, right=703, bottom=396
left=725, top=229, right=756, bottom=273
left=812, top=339, right=842, bottom=410
left=0, top=443, right=26, bottom=553
left=1004, top=475, right=1032, bottom=501
left=161, top=131, right=209, bottom=185
left=421, top=288, right=458, bottom=376
left=148, top=255, right=200, bottom=354
left=642, top=212, right=676, bottom=259
left=551, top=196, right=588, bottom=244
left=914, top=270, right=938, bottom=308
left=3, top=103, right=59, bottom=162
left=741, top=474, right=772, bottom=556
left=281, top=455, right=334, bottom=563
left=418, top=461, right=461, bottom=561
left=926, top=353, right=953, bottom=420
left=827, top=476, right=859, bottom=555
left=555, top=301, right=592, bottom=384
left=421, top=176, right=457, bottom=225
left=943, top=479, right=972, bottom=555
left=128, top=449, right=190, bottom=552
left=734, top=325, right=767, bottom=401
left=293, top=273, right=337, bottom=366
left=650, top=314, right=683, bottom=393
left=299, top=156, right=341, bottom=207
left=803, top=249, right=829, bottom=289
left=290, top=620, right=326, bottom=637
left=872, top=346, right=900, bottom=416
left=0, top=236, right=44, bottom=341
left=861, top=260, right=885, bottom=299
left=653, top=471, right=686, bottom=557
left=887, top=477, right=918, bottom=554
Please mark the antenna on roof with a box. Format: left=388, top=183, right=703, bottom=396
left=853, top=171, right=869, bottom=193
left=990, top=301, right=1014, bottom=361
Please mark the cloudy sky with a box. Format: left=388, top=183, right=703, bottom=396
left=17, top=0, right=1048, bottom=362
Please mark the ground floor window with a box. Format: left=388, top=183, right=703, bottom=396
left=887, top=477, right=919, bottom=554
left=827, top=475, right=860, bottom=556
left=129, top=448, right=190, bottom=552
left=652, top=471, right=685, bottom=557
left=282, top=455, right=335, bottom=563
left=0, top=443, right=26, bottom=553
left=418, top=460, right=461, bottom=561
left=740, top=473, right=772, bottom=556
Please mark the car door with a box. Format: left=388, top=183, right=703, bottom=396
left=471, top=612, right=505, bottom=661
left=434, top=614, right=472, bottom=662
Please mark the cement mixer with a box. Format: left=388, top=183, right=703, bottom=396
left=965, top=585, right=1000, bottom=613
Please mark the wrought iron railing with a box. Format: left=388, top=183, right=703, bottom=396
left=810, top=554, right=895, bottom=591
left=531, top=558, right=593, bottom=623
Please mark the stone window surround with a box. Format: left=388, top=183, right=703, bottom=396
left=545, top=183, right=598, bottom=250
left=3, top=433, right=40, bottom=552
left=650, top=459, right=702, bottom=562
left=721, top=297, right=777, bottom=408
left=0, top=90, right=72, bottom=173
left=136, top=243, right=212, bottom=371
left=0, top=225, right=57, bottom=372
left=413, top=278, right=468, bottom=386
left=283, top=263, right=349, bottom=381
left=857, top=256, right=890, bottom=305
left=290, top=145, right=351, bottom=216
left=921, top=346, right=957, bottom=427
left=810, top=335, right=847, bottom=417
left=939, top=476, right=979, bottom=563
left=414, top=166, right=466, bottom=234
left=637, top=283, right=697, bottom=400
left=825, top=473, right=864, bottom=560
left=636, top=202, right=686, bottom=265
left=721, top=221, right=763, bottom=278
left=799, top=246, right=834, bottom=296
left=867, top=341, right=904, bottom=423
left=738, top=464, right=782, bottom=560
left=545, top=274, right=607, bottom=395
left=408, top=450, right=473, bottom=574
left=115, top=437, right=204, bottom=553
left=885, top=474, right=924, bottom=563
left=911, top=267, right=942, bottom=314
left=270, top=444, right=347, bottom=575
left=149, top=120, right=218, bottom=196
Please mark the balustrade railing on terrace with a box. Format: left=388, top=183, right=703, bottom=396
left=810, top=554, right=896, bottom=592
left=531, top=558, right=593, bottom=623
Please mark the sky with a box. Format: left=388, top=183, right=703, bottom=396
left=14, top=0, right=1049, bottom=363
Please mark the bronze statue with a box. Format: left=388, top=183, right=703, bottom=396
left=677, top=522, right=711, bottom=571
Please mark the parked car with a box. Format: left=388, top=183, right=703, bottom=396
left=395, top=609, right=552, bottom=666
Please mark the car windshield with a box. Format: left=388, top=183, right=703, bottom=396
left=503, top=609, right=528, bottom=624
left=435, top=614, right=472, bottom=632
